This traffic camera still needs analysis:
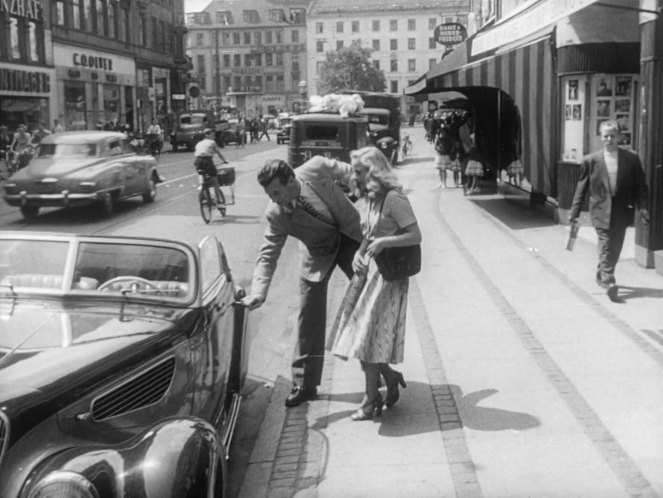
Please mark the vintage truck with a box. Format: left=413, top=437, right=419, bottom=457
left=170, top=110, right=230, bottom=152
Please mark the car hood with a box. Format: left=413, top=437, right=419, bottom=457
left=0, top=300, right=192, bottom=414
left=15, top=156, right=111, bottom=179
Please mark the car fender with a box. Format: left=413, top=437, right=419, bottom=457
left=21, top=418, right=225, bottom=498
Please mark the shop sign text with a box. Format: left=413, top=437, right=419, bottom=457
left=0, top=68, right=50, bottom=93
left=0, top=0, right=43, bottom=21
left=434, top=23, right=467, bottom=47
left=73, top=53, right=114, bottom=71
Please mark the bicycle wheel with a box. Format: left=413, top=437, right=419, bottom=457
left=199, top=185, right=214, bottom=224
left=217, top=188, right=227, bottom=217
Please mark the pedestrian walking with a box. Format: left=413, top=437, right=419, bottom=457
left=30, top=122, right=50, bottom=145
left=241, top=156, right=363, bottom=407
left=433, top=120, right=459, bottom=188
left=569, top=119, right=649, bottom=302
left=327, top=146, right=421, bottom=421
left=258, top=117, right=271, bottom=141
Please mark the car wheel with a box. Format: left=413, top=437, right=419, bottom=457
left=143, top=175, right=157, bottom=203
left=20, top=206, right=39, bottom=220
left=98, top=192, right=114, bottom=215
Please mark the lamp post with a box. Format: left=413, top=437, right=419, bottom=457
left=298, top=80, right=308, bottom=112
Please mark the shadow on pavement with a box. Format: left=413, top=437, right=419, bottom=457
left=470, top=197, right=557, bottom=230
left=618, top=285, right=663, bottom=301
left=318, top=382, right=540, bottom=435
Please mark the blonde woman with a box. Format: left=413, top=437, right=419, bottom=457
left=328, top=146, right=422, bottom=420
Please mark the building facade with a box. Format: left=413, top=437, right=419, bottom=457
left=408, top=0, right=663, bottom=269
left=0, top=0, right=58, bottom=132
left=48, top=0, right=188, bottom=133
left=186, top=0, right=310, bottom=118
left=306, top=0, right=471, bottom=117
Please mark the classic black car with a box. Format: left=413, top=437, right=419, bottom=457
left=0, top=231, right=251, bottom=498
left=2, top=131, right=159, bottom=220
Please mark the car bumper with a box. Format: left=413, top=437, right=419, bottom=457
left=4, top=191, right=101, bottom=208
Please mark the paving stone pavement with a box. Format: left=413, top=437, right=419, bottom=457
left=239, top=129, right=663, bottom=498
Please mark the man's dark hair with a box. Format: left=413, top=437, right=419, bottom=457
left=258, top=159, right=294, bottom=187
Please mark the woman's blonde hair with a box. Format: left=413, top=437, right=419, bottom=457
left=350, top=146, right=401, bottom=197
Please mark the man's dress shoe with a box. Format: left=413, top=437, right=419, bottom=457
left=285, top=386, right=317, bottom=407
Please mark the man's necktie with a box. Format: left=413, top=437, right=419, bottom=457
left=296, top=195, right=327, bottom=222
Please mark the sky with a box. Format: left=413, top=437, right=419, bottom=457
left=185, top=0, right=211, bottom=13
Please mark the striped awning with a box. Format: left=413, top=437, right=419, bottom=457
left=406, top=33, right=556, bottom=195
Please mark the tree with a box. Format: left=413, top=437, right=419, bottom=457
left=318, top=41, right=386, bottom=94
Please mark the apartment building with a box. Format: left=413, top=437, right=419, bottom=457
left=306, top=0, right=470, bottom=116
left=186, top=0, right=310, bottom=118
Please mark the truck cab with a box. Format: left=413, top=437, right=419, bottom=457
left=170, top=110, right=229, bottom=152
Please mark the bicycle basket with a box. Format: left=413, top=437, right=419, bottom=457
left=216, top=166, right=235, bottom=186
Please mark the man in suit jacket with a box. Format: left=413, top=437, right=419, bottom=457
left=242, top=156, right=363, bottom=406
left=570, top=120, right=649, bottom=301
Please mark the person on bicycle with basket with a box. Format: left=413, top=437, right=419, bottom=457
left=146, top=119, right=163, bottom=158
left=194, top=128, right=228, bottom=210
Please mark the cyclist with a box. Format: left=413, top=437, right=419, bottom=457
left=194, top=128, right=228, bottom=208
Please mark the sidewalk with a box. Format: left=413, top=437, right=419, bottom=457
left=239, top=134, right=663, bottom=498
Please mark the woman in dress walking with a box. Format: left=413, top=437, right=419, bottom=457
left=328, top=146, right=422, bottom=421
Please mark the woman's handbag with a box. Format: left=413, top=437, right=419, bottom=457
left=374, top=244, right=421, bottom=281
left=369, top=192, right=421, bottom=281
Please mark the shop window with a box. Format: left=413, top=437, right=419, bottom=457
left=560, top=74, right=638, bottom=162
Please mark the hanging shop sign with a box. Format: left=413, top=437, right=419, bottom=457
left=434, top=23, right=467, bottom=47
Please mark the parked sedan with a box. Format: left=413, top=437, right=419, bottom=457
left=2, top=131, right=159, bottom=220
left=0, top=231, right=251, bottom=498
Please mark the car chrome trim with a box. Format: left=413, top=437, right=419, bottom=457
left=222, top=393, right=242, bottom=460
left=90, top=356, right=176, bottom=421
left=38, top=177, right=59, bottom=184
left=0, top=411, right=9, bottom=467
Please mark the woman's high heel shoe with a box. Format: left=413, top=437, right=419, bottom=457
left=350, top=396, right=383, bottom=421
left=385, top=371, right=407, bottom=408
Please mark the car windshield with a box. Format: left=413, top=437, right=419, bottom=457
left=38, top=143, right=97, bottom=158
left=0, top=237, right=191, bottom=300
left=180, top=113, right=209, bottom=125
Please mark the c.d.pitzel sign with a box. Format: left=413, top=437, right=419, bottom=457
left=0, top=68, right=50, bottom=93
left=0, top=0, right=44, bottom=21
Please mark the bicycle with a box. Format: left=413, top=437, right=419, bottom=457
left=198, top=163, right=236, bottom=223
left=401, top=134, right=412, bottom=158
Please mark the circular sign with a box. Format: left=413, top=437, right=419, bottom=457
left=434, top=23, right=467, bottom=47
left=188, top=85, right=201, bottom=98
left=428, top=101, right=438, bottom=112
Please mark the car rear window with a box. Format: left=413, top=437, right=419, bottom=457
left=180, top=113, right=209, bottom=125
left=304, top=125, right=339, bottom=142
left=38, top=143, right=97, bottom=158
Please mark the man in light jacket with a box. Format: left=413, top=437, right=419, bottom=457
left=242, top=156, right=363, bottom=406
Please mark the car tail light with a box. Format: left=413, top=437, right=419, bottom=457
left=27, top=471, right=99, bottom=498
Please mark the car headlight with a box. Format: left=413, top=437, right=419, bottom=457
left=28, top=471, right=99, bottom=498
